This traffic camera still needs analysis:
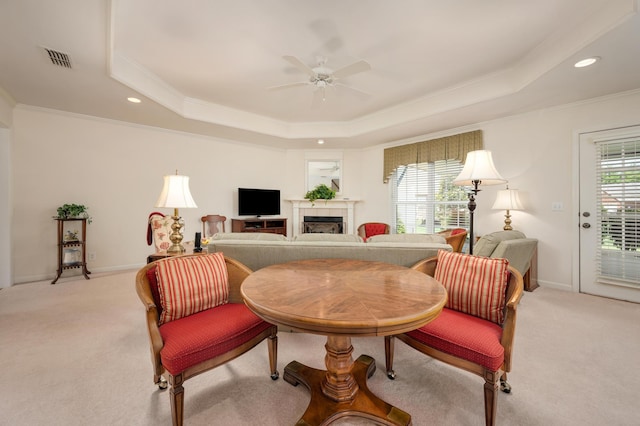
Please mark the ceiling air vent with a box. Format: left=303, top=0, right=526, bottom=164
left=44, top=48, right=72, bottom=69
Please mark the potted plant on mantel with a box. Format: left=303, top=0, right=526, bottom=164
left=304, top=184, right=336, bottom=206
left=54, top=203, right=92, bottom=224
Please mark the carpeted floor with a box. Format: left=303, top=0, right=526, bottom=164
left=0, top=270, right=639, bottom=425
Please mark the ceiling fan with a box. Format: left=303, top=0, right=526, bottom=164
left=269, top=55, right=371, bottom=107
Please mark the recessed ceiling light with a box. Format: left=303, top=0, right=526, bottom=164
left=574, top=57, right=600, bottom=68
left=127, top=97, right=141, bottom=103
left=317, top=139, right=325, bottom=144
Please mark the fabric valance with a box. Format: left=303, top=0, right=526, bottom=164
left=383, top=130, right=483, bottom=183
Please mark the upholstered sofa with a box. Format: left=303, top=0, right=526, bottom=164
left=207, top=232, right=452, bottom=271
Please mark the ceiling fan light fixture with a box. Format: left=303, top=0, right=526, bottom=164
left=274, top=55, right=371, bottom=105
left=574, top=57, right=600, bottom=68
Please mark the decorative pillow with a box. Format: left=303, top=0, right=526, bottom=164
left=155, top=253, right=229, bottom=325
left=366, top=234, right=446, bottom=244
left=150, top=214, right=172, bottom=253
left=434, top=250, right=509, bottom=324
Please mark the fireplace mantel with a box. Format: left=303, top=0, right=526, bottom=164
left=286, top=198, right=361, bottom=236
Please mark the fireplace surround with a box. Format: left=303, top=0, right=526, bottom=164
left=286, top=199, right=360, bottom=237
left=303, top=216, right=344, bottom=234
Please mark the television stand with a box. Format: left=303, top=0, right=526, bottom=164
left=232, top=218, right=287, bottom=236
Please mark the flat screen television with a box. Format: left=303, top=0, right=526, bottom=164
left=238, top=188, right=281, bottom=217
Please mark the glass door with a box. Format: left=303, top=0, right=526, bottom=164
left=579, top=125, right=640, bottom=303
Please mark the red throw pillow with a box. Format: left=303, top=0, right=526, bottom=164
left=434, top=250, right=509, bottom=324
left=155, top=253, right=229, bottom=325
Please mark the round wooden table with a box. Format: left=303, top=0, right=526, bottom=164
left=241, top=259, right=447, bottom=425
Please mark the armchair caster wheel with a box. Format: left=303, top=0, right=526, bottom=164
left=157, top=377, right=168, bottom=390
left=271, top=371, right=280, bottom=380
left=500, top=379, right=511, bottom=393
left=386, top=370, right=395, bottom=380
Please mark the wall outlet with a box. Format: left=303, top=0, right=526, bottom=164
left=88, top=252, right=96, bottom=261
left=552, top=202, right=564, bottom=211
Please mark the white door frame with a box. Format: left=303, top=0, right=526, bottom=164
left=572, top=124, right=640, bottom=296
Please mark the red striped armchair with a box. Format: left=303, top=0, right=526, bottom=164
left=135, top=254, right=278, bottom=426
left=385, top=251, right=523, bottom=426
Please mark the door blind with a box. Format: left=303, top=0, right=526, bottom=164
left=596, top=137, right=640, bottom=286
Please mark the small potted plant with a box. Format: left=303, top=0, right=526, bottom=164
left=304, top=184, right=336, bottom=206
left=54, top=203, right=92, bottom=223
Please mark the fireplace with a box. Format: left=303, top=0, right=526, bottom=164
left=287, top=198, right=359, bottom=237
left=303, top=216, right=344, bottom=234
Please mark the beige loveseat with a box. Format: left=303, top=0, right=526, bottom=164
left=474, top=230, right=538, bottom=291
left=207, top=232, right=452, bottom=271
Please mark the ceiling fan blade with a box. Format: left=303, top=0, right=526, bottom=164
left=332, top=60, right=371, bottom=79
left=334, top=82, right=371, bottom=100
left=282, top=55, right=316, bottom=78
left=267, top=81, right=309, bottom=91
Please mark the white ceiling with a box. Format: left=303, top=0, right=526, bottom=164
left=1, top=0, right=639, bottom=149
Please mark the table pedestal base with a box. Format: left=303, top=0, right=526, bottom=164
left=284, top=355, right=412, bottom=426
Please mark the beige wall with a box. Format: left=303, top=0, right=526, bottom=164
left=0, top=127, right=10, bottom=287
left=0, top=93, right=13, bottom=287
left=8, top=89, right=640, bottom=289
left=11, top=107, right=289, bottom=283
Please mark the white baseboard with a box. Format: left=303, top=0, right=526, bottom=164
left=537, top=279, right=574, bottom=292
left=13, top=263, right=145, bottom=285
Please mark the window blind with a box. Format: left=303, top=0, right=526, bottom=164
left=596, top=137, right=640, bottom=286
left=392, top=159, right=469, bottom=234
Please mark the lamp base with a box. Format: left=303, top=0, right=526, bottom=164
left=167, top=244, right=186, bottom=255
left=167, top=215, right=186, bottom=254
left=503, top=210, right=513, bottom=231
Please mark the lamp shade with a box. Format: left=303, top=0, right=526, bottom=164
left=492, top=188, right=523, bottom=211
left=155, top=175, right=198, bottom=209
left=453, top=150, right=507, bottom=186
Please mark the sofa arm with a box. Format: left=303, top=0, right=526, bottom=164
left=491, top=238, right=538, bottom=276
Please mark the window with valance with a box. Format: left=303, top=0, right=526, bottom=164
left=383, top=130, right=483, bottom=183
left=386, top=130, right=483, bottom=235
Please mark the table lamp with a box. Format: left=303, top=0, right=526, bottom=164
left=155, top=172, right=198, bottom=254
left=453, top=150, right=506, bottom=254
left=492, top=186, right=523, bottom=230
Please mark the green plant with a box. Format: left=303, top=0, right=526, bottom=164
left=304, top=184, right=336, bottom=205
left=55, top=203, right=92, bottom=223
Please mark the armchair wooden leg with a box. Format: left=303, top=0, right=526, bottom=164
left=384, top=335, right=396, bottom=379
left=483, top=370, right=500, bottom=426
left=268, top=331, right=279, bottom=380
left=169, top=373, right=185, bottom=426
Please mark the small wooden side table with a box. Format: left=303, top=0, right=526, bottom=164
left=524, top=245, right=539, bottom=291
left=52, top=218, right=91, bottom=284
